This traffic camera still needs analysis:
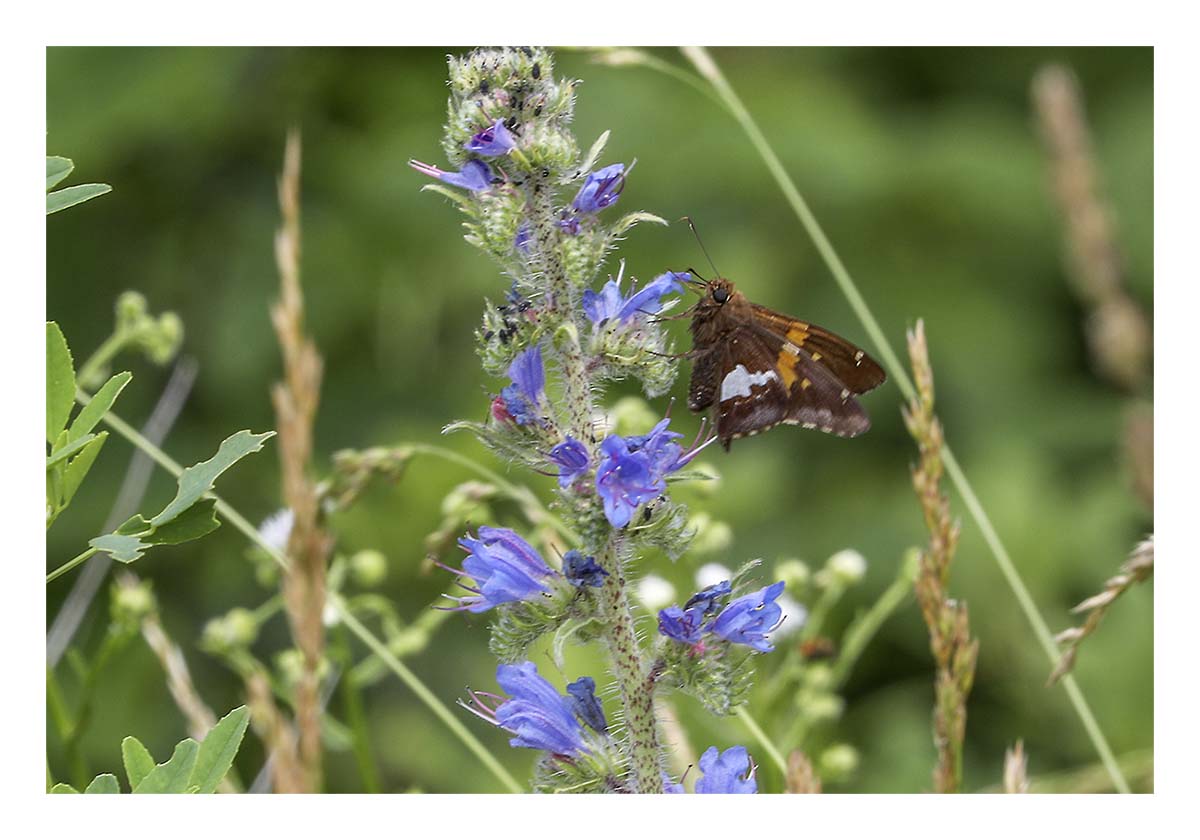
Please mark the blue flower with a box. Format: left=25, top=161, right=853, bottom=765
left=594, top=417, right=705, bottom=528
left=708, top=581, right=787, bottom=652
left=481, top=662, right=587, bottom=755
left=663, top=774, right=686, bottom=794
left=443, top=526, right=556, bottom=613
left=548, top=437, right=590, bottom=489
left=464, top=119, right=516, bottom=156
left=684, top=580, right=731, bottom=617
left=657, top=604, right=704, bottom=645
left=514, top=222, right=534, bottom=254
left=565, top=676, right=608, bottom=734
left=571, top=163, right=626, bottom=214
left=694, top=746, right=757, bottom=794
left=499, top=344, right=546, bottom=426
left=625, top=418, right=687, bottom=477
left=409, top=158, right=495, bottom=192
left=594, top=434, right=662, bottom=528
left=583, top=271, right=687, bottom=325
left=563, top=550, right=609, bottom=588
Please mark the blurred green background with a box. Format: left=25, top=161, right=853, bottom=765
left=46, top=46, right=1153, bottom=793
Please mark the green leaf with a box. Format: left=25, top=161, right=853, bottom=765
left=149, top=430, right=274, bottom=527
left=47, top=156, right=74, bottom=189
left=132, top=738, right=199, bottom=793
left=46, top=433, right=96, bottom=467
left=61, top=431, right=107, bottom=510
left=69, top=371, right=132, bottom=442
left=50, top=782, right=80, bottom=793
left=46, top=322, right=75, bottom=443
left=89, top=533, right=149, bottom=564
left=579, top=130, right=611, bottom=176
left=47, top=183, right=112, bottom=215
left=188, top=706, right=249, bottom=793
left=143, top=499, right=220, bottom=545
left=122, top=736, right=156, bottom=789
left=84, top=773, right=121, bottom=794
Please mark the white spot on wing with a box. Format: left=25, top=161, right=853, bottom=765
left=720, top=365, right=778, bottom=401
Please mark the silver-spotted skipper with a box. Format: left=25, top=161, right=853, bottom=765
left=684, top=275, right=886, bottom=449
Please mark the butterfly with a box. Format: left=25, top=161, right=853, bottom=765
left=684, top=275, right=886, bottom=449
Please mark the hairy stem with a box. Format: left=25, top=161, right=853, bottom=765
left=594, top=536, right=662, bottom=793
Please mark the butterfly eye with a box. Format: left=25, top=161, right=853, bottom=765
left=712, top=287, right=730, bottom=304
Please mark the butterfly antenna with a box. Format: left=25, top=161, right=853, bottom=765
left=681, top=215, right=721, bottom=280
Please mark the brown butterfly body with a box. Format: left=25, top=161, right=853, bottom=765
left=686, top=277, right=886, bottom=449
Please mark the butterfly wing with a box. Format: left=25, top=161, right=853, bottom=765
left=701, top=325, right=871, bottom=448
left=749, top=303, right=886, bottom=395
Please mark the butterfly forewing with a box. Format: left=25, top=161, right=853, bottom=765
left=749, top=303, right=886, bottom=395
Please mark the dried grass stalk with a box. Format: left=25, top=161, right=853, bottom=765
left=271, top=130, right=333, bottom=792
left=1049, top=536, right=1153, bottom=685
left=1003, top=740, right=1030, bottom=794
left=1032, top=64, right=1151, bottom=393
left=786, top=750, right=823, bottom=794
left=245, top=669, right=307, bottom=794
left=903, top=319, right=979, bottom=794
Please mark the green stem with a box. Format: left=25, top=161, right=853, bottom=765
left=76, top=330, right=128, bottom=388
left=332, top=597, right=523, bottom=793
left=594, top=537, right=662, bottom=793
left=335, top=623, right=381, bottom=793
left=736, top=706, right=788, bottom=777
left=85, top=401, right=522, bottom=794
left=679, top=46, right=1130, bottom=795
left=46, top=547, right=98, bottom=584
left=832, top=552, right=919, bottom=687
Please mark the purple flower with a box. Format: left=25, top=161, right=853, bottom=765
left=499, top=345, right=545, bottom=426
left=663, top=776, right=686, bottom=794
left=409, top=158, right=495, bottom=192
left=657, top=605, right=704, bottom=645
left=707, top=581, right=786, bottom=653
left=442, top=526, right=556, bottom=613
left=463, top=662, right=586, bottom=755
left=563, top=550, right=609, bottom=588
left=557, top=214, right=581, bottom=236
left=571, top=163, right=626, bottom=213
left=694, top=746, right=757, bottom=794
left=464, top=119, right=516, bottom=156
left=684, top=580, right=732, bottom=617
left=514, top=222, right=534, bottom=254
left=583, top=271, right=687, bottom=325
left=594, top=417, right=709, bottom=528
left=548, top=437, right=590, bottom=489
left=565, top=676, right=608, bottom=734
left=624, top=418, right=686, bottom=478
left=594, top=434, right=662, bottom=528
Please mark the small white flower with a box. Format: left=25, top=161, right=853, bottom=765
left=636, top=575, right=676, bottom=610
left=695, top=562, right=732, bottom=590
left=259, top=508, right=294, bottom=553
left=773, top=593, right=808, bottom=639
left=827, top=549, right=867, bottom=585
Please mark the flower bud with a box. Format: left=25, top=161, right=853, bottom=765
left=796, top=688, right=843, bottom=722
left=110, top=580, right=156, bottom=627
left=635, top=574, right=676, bottom=611
left=201, top=607, right=259, bottom=653
left=115, top=290, right=149, bottom=331
left=774, top=558, right=811, bottom=591
left=350, top=549, right=388, bottom=588
left=818, top=743, right=860, bottom=782
left=825, top=549, right=867, bottom=586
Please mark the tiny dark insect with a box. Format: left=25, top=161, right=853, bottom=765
left=683, top=275, right=886, bottom=449
left=532, top=62, right=541, bottom=79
